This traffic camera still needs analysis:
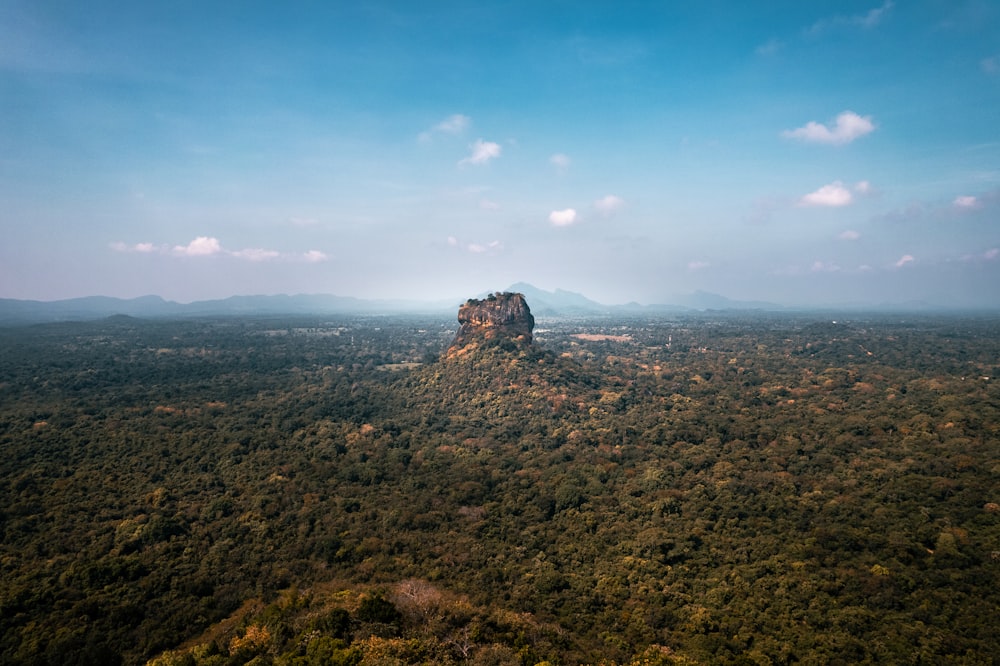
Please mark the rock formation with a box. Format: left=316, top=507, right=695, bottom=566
left=447, top=292, right=535, bottom=355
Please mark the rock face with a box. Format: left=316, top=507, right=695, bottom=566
left=448, top=292, right=535, bottom=354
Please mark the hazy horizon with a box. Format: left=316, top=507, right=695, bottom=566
left=2, top=2, right=998, bottom=308
left=7, top=283, right=1000, bottom=314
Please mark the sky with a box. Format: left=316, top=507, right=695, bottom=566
left=1, top=1, right=999, bottom=308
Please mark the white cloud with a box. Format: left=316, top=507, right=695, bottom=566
left=953, top=195, right=980, bottom=209
left=985, top=248, right=999, bottom=260
left=688, top=260, right=710, bottom=271
left=468, top=242, right=503, bottom=254
left=839, top=229, right=861, bottom=240
left=479, top=199, right=501, bottom=210
left=463, top=240, right=502, bottom=254
left=811, top=260, right=841, bottom=272
left=549, top=208, right=578, bottom=226
left=594, top=194, right=625, bottom=214
left=459, top=139, right=501, bottom=166
left=800, top=181, right=853, bottom=207
left=117, top=236, right=316, bottom=262
left=232, top=248, right=281, bottom=262
left=435, top=114, right=469, bottom=134
left=807, top=1, right=894, bottom=34
left=854, top=181, right=874, bottom=195
left=111, top=241, right=158, bottom=253
left=894, top=254, right=915, bottom=268
left=174, top=237, right=278, bottom=261
left=303, top=250, right=328, bottom=263
left=983, top=56, right=1000, bottom=75
left=782, top=111, right=875, bottom=145
left=174, top=236, right=222, bottom=257
left=756, top=39, right=782, bottom=56
left=419, top=113, right=470, bottom=142
left=550, top=153, right=571, bottom=169
left=448, top=236, right=502, bottom=253
left=856, top=1, right=894, bottom=28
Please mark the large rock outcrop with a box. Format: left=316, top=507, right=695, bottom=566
left=447, top=292, right=534, bottom=355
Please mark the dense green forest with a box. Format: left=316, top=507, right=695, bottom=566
left=1, top=312, right=999, bottom=665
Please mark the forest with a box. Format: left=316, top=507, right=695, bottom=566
left=1, top=311, right=998, bottom=665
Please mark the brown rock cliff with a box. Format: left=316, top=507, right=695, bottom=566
left=447, top=292, right=534, bottom=355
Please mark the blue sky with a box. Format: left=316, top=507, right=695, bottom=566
left=2, top=1, right=998, bottom=307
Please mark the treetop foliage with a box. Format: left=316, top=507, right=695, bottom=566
left=1, top=313, right=998, bottom=664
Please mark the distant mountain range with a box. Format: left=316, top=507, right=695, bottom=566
left=0, top=293, right=454, bottom=325
left=0, top=284, right=964, bottom=325
left=501, top=283, right=783, bottom=315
